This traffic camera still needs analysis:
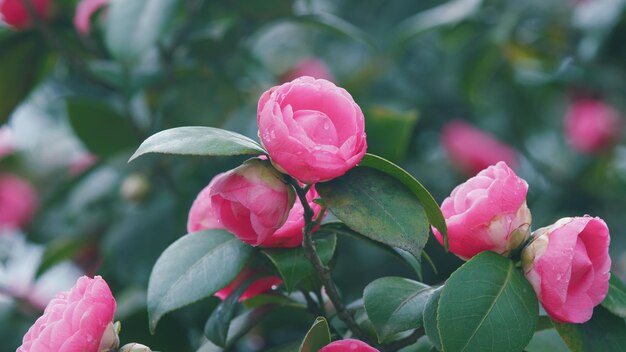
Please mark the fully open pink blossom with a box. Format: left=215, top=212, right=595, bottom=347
left=209, top=159, right=294, bottom=246
left=442, top=120, right=519, bottom=176
left=74, top=0, right=108, bottom=35
left=319, top=339, right=379, bottom=352
left=564, top=98, right=622, bottom=153
left=432, top=162, right=531, bottom=260
left=258, top=76, right=367, bottom=183
left=17, top=275, right=117, bottom=352
left=214, top=268, right=282, bottom=302
left=0, top=173, right=37, bottom=230
left=280, top=58, right=335, bottom=83
left=0, top=0, right=50, bottom=29
left=522, top=216, right=611, bottom=323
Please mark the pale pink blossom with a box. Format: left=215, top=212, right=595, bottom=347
left=258, top=76, right=367, bottom=183
left=0, top=173, right=37, bottom=230
left=281, top=58, right=335, bottom=83
left=522, top=216, right=611, bottom=323
left=442, top=120, right=518, bottom=176
left=564, top=98, right=621, bottom=153
left=74, top=0, right=108, bottom=35
left=432, top=162, right=531, bottom=260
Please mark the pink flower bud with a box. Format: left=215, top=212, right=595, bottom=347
left=432, top=162, right=531, bottom=260
left=209, top=159, right=295, bottom=246
left=214, top=268, right=282, bottom=302
left=257, top=76, right=367, bottom=183
left=564, top=98, right=622, bottom=153
left=0, top=173, right=37, bottom=230
left=522, top=216, right=611, bottom=323
left=74, top=0, right=108, bottom=36
left=280, top=58, right=335, bottom=83
left=319, top=339, right=379, bottom=352
left=442, top=120, right=519, bottom=176
left=17, top=275, right=117, bottom=352
left=0, top=0, right=50, bottom=30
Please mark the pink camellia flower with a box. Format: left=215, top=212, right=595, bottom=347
left=0, top=0, right=50, bottom=29
left=214, top=268, right=282, bottom=302
left=280, top=58, right=335, bottom=83
left=17, top=275, right=118, bottom=352
left=432, top=161, right=531, bottom=260
left=188, top=168, right=322, bottom=248
left=73, top=0, right=108, bottom=35
left=442, top=120, right=519, bottom=176
left=209, top=159, right=295, bottom=246
left=319, top=339, right=380, bottom=352
left=0, top=173, right=37, bottom=230
left=257, top=76, right=367, bottom=183
left=522, top=216, right=611, bottom=323
left=564, top=98, right=622, bottom=154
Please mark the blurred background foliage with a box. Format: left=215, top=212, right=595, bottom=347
left=1, top=0, right=626, bottom=350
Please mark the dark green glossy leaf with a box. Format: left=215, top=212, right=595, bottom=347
left=317, top=167, right=429, bottom=260
left=438, top=252, right=538, bottom=352
left=262, top=235, right=336, bottom=292
left=364, top=107, right=419, bottom=163
left=553, top=306, right=626, bottom=352
left=299, top=316, right=331, bottom=352
left=204, top=276, right=254, bottom=347
left=0, top=33, right=46, bottom=123
left=423, top=286, right=443, bottom=351
left=147, top=230, right=253, bottom=332
left=359, top=153, right=447, bottom=248
left=67, top=98, right=138, bottom=158
left=602, top=274, right=626, bottom=318
left=199, top=305, right=274, bottom=351
left=105, top=0, right=180, bottom=66
left=364, top=277, right=433, bottom=342
left=129, top=127, right=265, bottom=162
left=525, top=329, right=569, bottom=352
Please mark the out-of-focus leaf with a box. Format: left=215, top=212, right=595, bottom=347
left=553, top=306, right=626, bottom=352
left=364, top=106, right=419, bottom=163
left=602, top=274, right=626, bottom=318
left=525, top=329, right=569, bottom=352
left=290, top=13, right=373, bottom=48
left=299, top=316, right=331, bottom=352
left=66, top=98, right=138, bottom=158
left=317, top=167, right=429, bottom=260
left=364, top=277, right=433, bottom=342
left=262, top=235, right=336, bottom=292
left=105, top=0, right=180, bottom=66
left=0, top=33, right=46, bottom=123
left=423, top=286, right=443, bottom=351
left=129, top=127, right=265, bottom=162
left=147, top=230, right=253, bottom=333
left=36, top=236, right=90, bottom=277
left=392, top=0, right=483, bottom=51
left=359, top=153, right=448, bottom=248
left=438, top=252, right=538, bottom=352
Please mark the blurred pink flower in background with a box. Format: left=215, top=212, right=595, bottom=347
left=74, top=0, right=108, bottom=35
left=442, top=120, right=519, bottom=176
left=280, top=58, right=335, bottom=83
left=0, top=126, right=14, bottom=159
left=564, top=98, right=622, bottom=154
left=68, top=153, right=98, bottom=176
left=0, top=0, right=50, bottom=29
left=17, top=275, right=117, bottom=352
left=0, top=173, right=38, bottom=230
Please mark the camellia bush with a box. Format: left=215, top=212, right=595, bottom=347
left=3, top=0, right=626, bottom=351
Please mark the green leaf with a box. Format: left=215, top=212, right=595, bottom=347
left=290, top=13, right=373, bottom=48
left=317, top=167, right=429, bottom=260
left=364, top=277, right=433, bottom=342
left=359, top=153, right=447, bottom=249
left=262, top=235, right=336, bottom=292
left=299, top=317, right=331, bottom=352
left=129, top=127, right=266, bottom=162
left=423, top=286, right=443, bottom=351
left=437, top=252, right=538, bottom=352
left=199, top=305, right=274, bottom=351
left=0, top=33, right=46, bottom=123
left=204, top=276, right=254, bottom=347
left=602, top=274, right=626, bottom=318
left=525, top=329, right=569, bottom=352
left=66, top=98, right=138, bottom=158
left=553, top=306, right=626, bottom=352
left=36, top=236, right=90, bottom=277
left=364, top=107, right=419, bottom=163
left=105, top=0, right=180, bottom=66
left=147, top=230, right=253, bottom=332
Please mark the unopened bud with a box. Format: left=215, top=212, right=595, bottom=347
left=120, top=173, right=151, bottom=203
left=98, top=321, right=120, bottom=351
